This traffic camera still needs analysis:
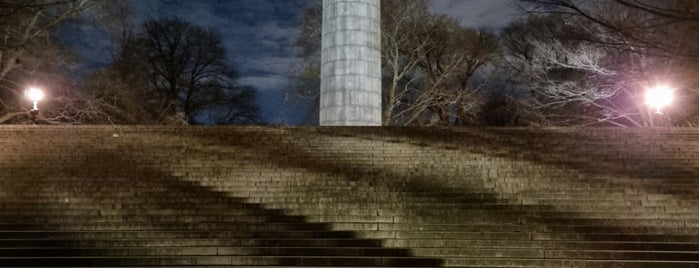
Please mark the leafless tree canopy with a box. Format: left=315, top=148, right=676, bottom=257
left=86, top=18, right=261, bottom=125
left=506, top=0, right=699, bottom=126
left=0, top=0, right=111, bottom=124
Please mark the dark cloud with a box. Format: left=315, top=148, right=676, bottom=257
left=430, top=0, right=521, bottom=30
left=58, top=22, right=113, bottom=69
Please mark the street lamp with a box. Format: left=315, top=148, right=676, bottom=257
left=25, top=87, right=44, bottom=123
left=25, top=87, right=44, bottom=111
left=645, top=85, right=674, bottom=114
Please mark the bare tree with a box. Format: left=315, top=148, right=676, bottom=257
left=0, top=0, right=109, bottom=124
left=137, top=18, right=259, bottom=124
left=81, top=18, right=261, bottom=125
left=502, top=15, right=629, bottom=126
left=0, top=0, right=101, bottom=81
left=82, top=34, right=156, bottom=124
left=393, top=15, right=498, bottom=126
left=380, top=0, right=430, bottom=125
left=520, top=0, right=699, bottom=59
left=506, top=0, right=699, bottom=126
left=613, top=0, right=699, bottom=20
left=288, top=0, right=322, bottom=125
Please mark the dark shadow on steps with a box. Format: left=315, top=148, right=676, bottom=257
left=0, top=147, right=443, bottom=267
left=185, top=127, right=699, bottom=266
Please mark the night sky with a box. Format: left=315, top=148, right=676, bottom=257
left=71, top=0, right=520, bottom=125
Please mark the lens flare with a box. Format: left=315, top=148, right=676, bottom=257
left=645, top=85, right=673, bottom=113
left=25, top=87, right=45, bottom=102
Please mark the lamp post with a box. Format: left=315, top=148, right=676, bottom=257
left=25, top=87, right=44, bottom=124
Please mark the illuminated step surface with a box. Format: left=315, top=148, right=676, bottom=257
left=1, top=126, right=698, bottom=267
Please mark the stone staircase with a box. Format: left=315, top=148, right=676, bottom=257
left=0, top=126, right=698, bottom=267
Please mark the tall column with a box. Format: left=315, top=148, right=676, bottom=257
left=320, top=0, right=382, bottom=126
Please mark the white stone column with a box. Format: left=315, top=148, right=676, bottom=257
left=320, top=0, right=382, bottom=126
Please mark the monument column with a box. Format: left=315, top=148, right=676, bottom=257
left=320, top=0, right=382, bottom=126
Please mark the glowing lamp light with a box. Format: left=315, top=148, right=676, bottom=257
left=645, top=85, right=674, bottom=114
left=25, top=87, right=44, bottom=111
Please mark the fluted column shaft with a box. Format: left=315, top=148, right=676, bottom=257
left=320, top=0, right=382, bottom=126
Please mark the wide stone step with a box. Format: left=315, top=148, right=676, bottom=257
left=416, top=248, right=699, bottom=261
left=0, top=215, right=311, bottom=224
left=0, top=202, right=259, bottom=210
left=529, top=211, right=696, bottom=219
left=542, top=250, right=699, bottom=261
left=532, top=232, right=699, bottom=243
left=0, top=209, right=302, bottom=217
left=0, top=238, right=385, bottom=248
left=0, top=246, right=413, bottom=257
left=508, top=193, right=650, bottom=200
left=542, top=225, right=699, bottom=235
left=390, top=231, right=532, bottom=240
left=287, top=208, right=532, bottom=218
left=523, top=217, right=687, bottom=227
left=441, top=257, right=699, bottom=267
left=363, top=231, right=699, bottom=242
left=255, top=196, right=504, bottom=204
left=0, top=256, right=443, bottom=267
left=0, top=222, right=336, bottom=232
left=385, top=239, right=699, bottom=251
left=377, top=223, right=542, bottom=232
left=1, top=207, right=586, bottom=218
left=264, top=201, right=672, bottom=216
left=0, top=230, right=358, bottom=239
left=261, top=202, right=670, bottom=213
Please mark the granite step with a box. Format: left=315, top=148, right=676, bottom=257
left=0, top=238, right=385, bottom=248
left=0, top=247, right=413, bottom=257
left=0, top=256, right=443, bottom=267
